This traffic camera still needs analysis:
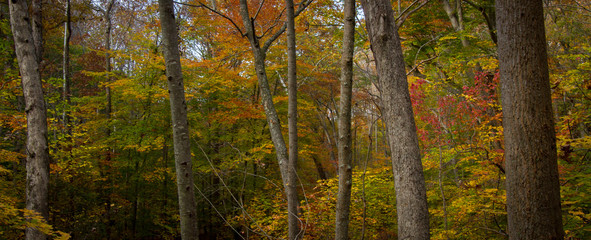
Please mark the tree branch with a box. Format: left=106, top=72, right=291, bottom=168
left=261, top=0, right=314, bottom=52
left=397, top=0, right=431, bottom=28
left=174, top=1, right=245, bottom=36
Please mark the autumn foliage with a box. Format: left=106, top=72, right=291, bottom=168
left=1, top=0, right=590, bottom=239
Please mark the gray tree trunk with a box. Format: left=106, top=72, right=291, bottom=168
left=9, top=1, right=50, bottom=239
left=496, top=0, right=564, bottom=239
left=158, top=0, right=200, bottom=239
left=360, top=0, right=430, bottom=239
left=238, top=0, right=309, bottom=238
left=285, top=0, right=301, bottom=239
left=335, top=0, right=355, bottom=239
left=442, top=0, right=469, bottom=47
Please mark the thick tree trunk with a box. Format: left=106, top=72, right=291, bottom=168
left=335, top=0, right=355, bottom=239
left=285, top=0, right=301, bottom=239
left=9, top=1, right=50, bottom=239
left=496, top=0, right=564, bottom=239
left=360, top=1, right=430, bottom=239
left=158, top=0, right=200, bottom=239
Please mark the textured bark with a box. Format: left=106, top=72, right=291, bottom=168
left=285, top=0, right=301, bottom=239
left=360, top=0, right=430, bottom=239
left=158, top=0, right=199, bottom=239
left=32, top=0, right=42, bottom=63
left=496, top=0, right=564, bottom=239
left=335, top=0, right=355, bottom=239
left=9, top=1, right=50, bottom=239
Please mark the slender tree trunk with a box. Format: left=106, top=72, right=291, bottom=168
left=442, top=0, right=469, bottom=47
left=105, top=0, right=114, bottom=123
left=158, top=0, right=199, bottom=239
left=238, top=1, right=304, bottom=238
left=335, top=0, right=355, bottom=239
left=9, top=1, right=49, bottom=239
left=103, top=2, right=115, bottom=239
left=312, top=155, right=327, bottom=180
left=285, top=0, right=301, bottom=238
left=496, top=0, right=564, bottom=238
left=63, top=0, right=72, bottom=136
left=360, top=1, right=430, bottom=239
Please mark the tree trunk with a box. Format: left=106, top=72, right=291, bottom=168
left=238, top=0, right=304, bottom=238
left=285, top=0, right=301, bottom=239
left=63, top=0, right=72, bottom=136
left=104, top=0, right=114, bottom=123
left=360, top=1, right=430, bottom=239
left=335, top=0, right=355, bottom=239
left=158, top=0, right=200, bottom=239
left=103, top=2, right=116, bottom=238
left=9, top=1, right=50, bottom=239
left=442, top=0, right=469, bottom=47
left=496, top=0, right=564, bottom=238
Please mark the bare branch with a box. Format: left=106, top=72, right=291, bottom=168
left=397, top=0, right=432, bottom=28
left=407, top=54, right=438, bottom=76
left=174, top=1, right=245, bottom=36
left=261, top=0, right=314, bottom=52
left=253, top=0, right=266, bottom=22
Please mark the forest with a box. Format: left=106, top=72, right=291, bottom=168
left=1, top=0, right=590, bottom=239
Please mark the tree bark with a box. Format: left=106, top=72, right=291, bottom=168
left=360, top=0, right=430, bottom=239
left=496, top=0, right=564, bottom=239
left=158, top=0, right=200, bottom=239
left=335, top=0, right=355, bottom=239
left=9, top=1, right=50, bottom=239
left=285, top=0, right=301, bottom=239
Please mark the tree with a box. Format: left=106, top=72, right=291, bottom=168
left=9, top=0, right=50, bottom=239
left=496, top=0, right=564, bottom=238
left=285, top=0, right=301, bottom=238
left=335, top=0, right=355, bottom=239
left=441, top=0, right=469, bottom=47
left=158, top=0, right=200, bottom=239
left=360, top=0, right=430, bottom=239
left=100, top=1, right=116, bottom=237
left=62, top=0, right=72, bottom=136
left=236, top=1, right=312, bottom=238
